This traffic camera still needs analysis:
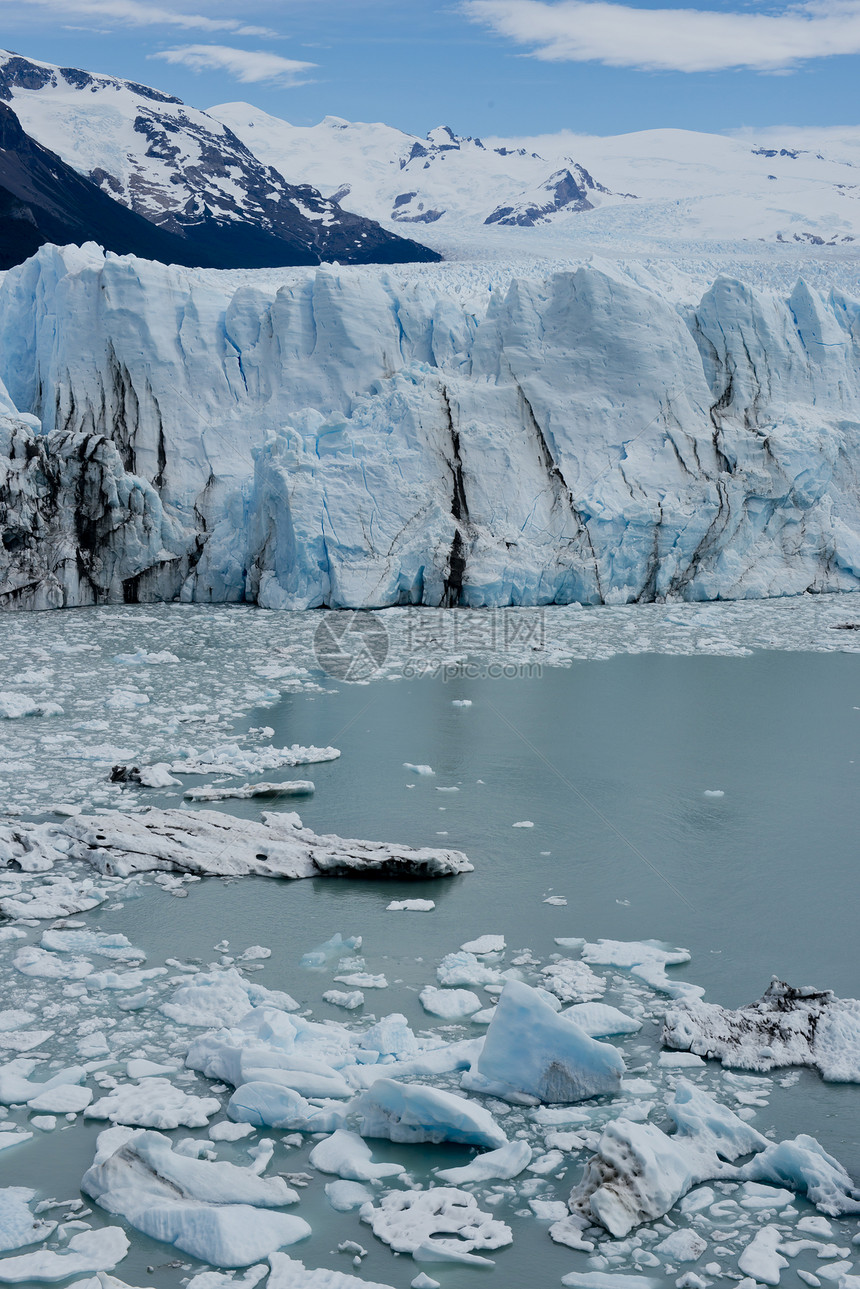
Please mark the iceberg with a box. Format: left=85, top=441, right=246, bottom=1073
left=663, top=978, right=860, bottom=1081
left=568, top=1078, right=859, bottom=1236
left=81, top=1128, right=310, bottom=1266
left=475, top=980, right=625, bottom=1102
left=0, top=808, right=472, bottom=882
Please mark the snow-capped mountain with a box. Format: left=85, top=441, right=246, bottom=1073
left=0, top=102, right=223, bottom=270
left=209, top=109, right=632, bottom=234
left=2, top=245, right=860, bottom=610
left=210, top=105, right=860, bottom=249
left=0, top=52, right=439, bottom=268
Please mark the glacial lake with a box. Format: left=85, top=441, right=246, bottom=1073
left=0, top=600, right=858, bottom=1289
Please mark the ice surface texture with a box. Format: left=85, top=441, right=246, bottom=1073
left=3, top=247, right=860, bottom=609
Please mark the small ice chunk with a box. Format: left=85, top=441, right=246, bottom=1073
left=419, top=988, right=482, bottom=1020
left=512, top=820, right=534, bottom=828
left=412, top=1275, right=441, bottom=1289
left=209, top=1121, right=255, bottom=1142
left=461, top=935, right=505, bottom=955
left=404, top=764, right=434, bottom=775
left=29, top=1116, right=56, bottom=1131
left=544, top=896, right=567, bottom=906
left=334, top=973, right=387, bottom=989
left=323, top=991, right=364, bottom=1010
left=325, top=1181, right=373, bottom=1212
left=738, top=1226, right=788, bottom=1285
left=703, top=790, right=725, bottom=798
left=451, top=700, right=472, bottom=707
left=387, top=900, right=435, bottom=912
left=655, top=1230, right=708, bottom=1262
left=309, top=1130, right=405, bottom=1182
left=355, top=1079, right=507, bottom=1148
left=300, top=934, right=361, bottom=970
left=436, top=1140, right=532, bottom=1183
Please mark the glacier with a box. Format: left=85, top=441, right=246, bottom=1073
left=2, top=242, right=860, bottom=610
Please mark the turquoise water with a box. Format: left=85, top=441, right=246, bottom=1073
left=1, top=613, right=858, bottom=1289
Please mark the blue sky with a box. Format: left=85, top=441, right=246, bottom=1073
left=2, top=0, right=858, bottom=137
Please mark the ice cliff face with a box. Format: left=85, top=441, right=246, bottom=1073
left=1, top=243, right=860, bottom=610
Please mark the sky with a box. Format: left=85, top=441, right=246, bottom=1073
left=1, top=0, right=858, bottom=138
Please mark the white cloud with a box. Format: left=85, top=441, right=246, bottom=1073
left=463, top=0, right=860, bottom=72
left=1, top=0, right=277, bottom=37
left=151, top=44, right=316, bottom=85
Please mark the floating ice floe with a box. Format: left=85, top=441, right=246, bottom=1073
left=461, top=934, right=505, bottom=954
left=419, top=987, right=482, bottom=1020
left=308, top=1130, right=405, bottom=1182
left=40, top=930, right=144, bottom=961
left=355, top=1078, right=507, bottom=1148
left=435, top=1139, right=533, bottom=1183
left=359, top=1187, right=512, bottom=1266
left=581, top=938, right=704, bottom=1000
left=0, top=875, right=107, bottom=919
left=325, top=1181, right=374, bottom=1212
left=737, top=1225, right=787, bottom=1285
left=0, top=1226, right=129, bottom=1282
left=0, top=1059, right=87, bottom=1106
left=0, top=1187, right=56, bottom=1252
left=403, top=764, right=434, bottom=776
left=471, top=980, right=625, bottom=1103
left=436, top=950, right=501, bottom=987
left=56, top=809, right=473, bottom=881
left=268, top=1251, right=396, bottom=1289
left=184, top=782, right=315, bottom=802
left=81, top=1127, right=309, bottom=1266
left=386, top=899, right=435, bottom=912
left=2, top=811, right=460, bottom=883
left=170, top=744, right=340, bottom=776
left=542, top=959, right=607, bottom=1004
left=663, top=977, right=860, bottom=1081
left=85, top=1079, right=221, bottom=1129
left=322, top=991, right=364, bottom=1010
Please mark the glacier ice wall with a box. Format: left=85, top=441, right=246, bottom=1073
left=1, top=243, right=860, bottom=610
